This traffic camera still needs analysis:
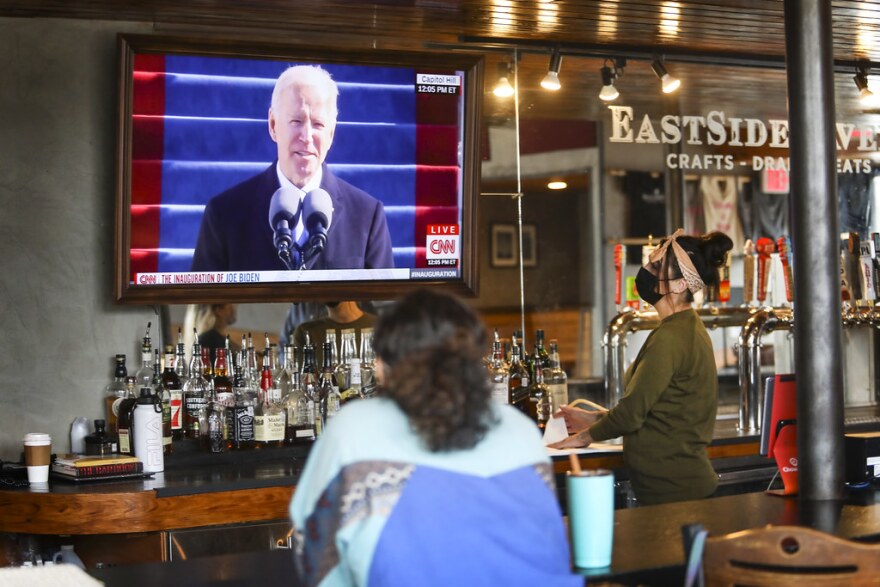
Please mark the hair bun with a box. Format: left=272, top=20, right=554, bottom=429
left=700, top=232, right=734, bottom=268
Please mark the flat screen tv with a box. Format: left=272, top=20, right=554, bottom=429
left=114, top=34, right=483, bottom=304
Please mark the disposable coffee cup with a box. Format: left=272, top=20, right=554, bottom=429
left=23, top=433, right=52, bottom=484
left=567, top=469, right=614, bottom=569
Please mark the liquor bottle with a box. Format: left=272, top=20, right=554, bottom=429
left=213, top=348, right=234, bottom=408
left=508, top=335, right=532, bottom=418
left=300, top=335, right=321, bottom=436
left=489, top=332, right=510, bottom=404
left=103, top=354, right=128, bottom=434
left=282, top=348, right=315, bottom=444
left=84, top=419, right=117, bottom=456
left=183, top=333, right=209, bottom=439
left=532, top=328, right=550, bottom=381
left=201, top=345, right=214, bottom=391
left=319, top=341, right=341, bottom=424
left=262, top=334, right=282, bottom=405
left=170, top=332, right=187, bottom=441
left=246, top=332, right=259, bottom=389
left=336, top=329, right=361, bottom=404
left=254, top=353, right=285, bottom=448
left=116, top=387, right=138, bottom=456
left=152, top=348, right=173, bottom=455
left=134, top=322, right=154, bottom=392
left=359, top=328, right=377, bottom=399
left=200, top=385, right=226, bottom=454
left=529, top=363, right=552, bottom=430
left=227, top=352, right=256, bottom=451
left=546, top=339, right=569, bottom=413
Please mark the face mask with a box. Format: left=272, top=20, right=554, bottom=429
left=635, top=267, right=663, bottom=305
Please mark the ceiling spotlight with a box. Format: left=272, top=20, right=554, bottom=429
left=599, top=65, right=619, bottom=101
left=854, top=66, right=876, bottom=106
left=547, top=180, right=568, bottom=190
left=540, top=49, right=563, bottom=91
left=651, top=58, right=680, bottom=93
left=493, top=62, right=515, bottom=98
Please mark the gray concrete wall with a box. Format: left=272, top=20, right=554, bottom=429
left=0, top=17, right=159, bottom=460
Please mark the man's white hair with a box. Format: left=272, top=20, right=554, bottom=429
left=270, top=65, right=339, bottom=119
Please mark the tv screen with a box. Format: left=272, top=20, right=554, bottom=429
left=114, top=34, right=483, bottom=303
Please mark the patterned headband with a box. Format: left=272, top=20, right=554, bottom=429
left=647, top=228, right=705, bottom=293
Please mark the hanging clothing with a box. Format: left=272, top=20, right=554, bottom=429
left=700, top=175, right=745, bottom=252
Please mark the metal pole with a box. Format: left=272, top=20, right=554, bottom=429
left=783, top=0, right=845, bottom=501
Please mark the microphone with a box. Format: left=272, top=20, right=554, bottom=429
left=268, top=187, right=301, bottom=267
left=303, top=188, right=334, bottom=255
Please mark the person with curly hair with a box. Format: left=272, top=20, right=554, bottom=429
left=289, top=289, right=581, bottom=587
left=550, top=229, right=734, bottom=506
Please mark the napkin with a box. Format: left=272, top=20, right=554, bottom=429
left=542, top=415, right=569, bottom=445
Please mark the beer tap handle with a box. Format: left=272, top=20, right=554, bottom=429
left=776, top=236, right=794, bottom=304
left=755, top=237, right=775, bottom=304
left=743, top=239, right=755, bottom=306
left=613, top=244, right=624, bottom=308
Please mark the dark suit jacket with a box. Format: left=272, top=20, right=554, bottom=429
left=190, top=163, right=394, bottom=271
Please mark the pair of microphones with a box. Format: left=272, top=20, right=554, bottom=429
left=268, top=187, right=334, bottom=270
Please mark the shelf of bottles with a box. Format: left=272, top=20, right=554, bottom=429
left=486, top=328, right=569, bottom=432
left=101, top=324, right=378, bottom=461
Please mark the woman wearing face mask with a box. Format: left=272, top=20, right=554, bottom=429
left=550, top=229, right=733, bottom=505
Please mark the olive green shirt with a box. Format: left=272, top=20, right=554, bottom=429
left=590, top=309, right=718, bottom=505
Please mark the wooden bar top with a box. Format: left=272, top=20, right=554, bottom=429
left=0, top=445, right=305, bottom=535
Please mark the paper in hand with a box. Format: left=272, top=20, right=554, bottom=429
left=543, top=415, right=569, bottom=446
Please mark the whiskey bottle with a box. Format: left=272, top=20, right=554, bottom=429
left=116, top=387, right=138, bottom=456
left=254, top=353, right=285, bottom=448
left=489, top=331, right=510, bottom=404
left=529, top=363, right=552, bottom=430
left=508, top=335, right=532, bottom=418
left=213, top=348, right=234, bottom=408
left=103, top=354, right=128, bottom=434
left=227, top=352, right=256, bottom=450
left=532, top=328, right=550, bottom=382
left=201, top=345, right=214, bottom=391
left=183, top=333, right=209, bottom=439
left=152, top=349, right=172, bottom=455
left=169, top=332, right=187, bottom=441
left=546, top=340, right=569, bottom=413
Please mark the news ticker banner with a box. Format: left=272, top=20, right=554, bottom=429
left=133, top=267, right=461, bottom=286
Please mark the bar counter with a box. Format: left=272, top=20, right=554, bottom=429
left=86, top=488, right=880, bottom=587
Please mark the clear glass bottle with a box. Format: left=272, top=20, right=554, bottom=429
left=336, top=329, right=362, bottom=404
left=546, top=339, right=569, bottom=413
left=300, top=335, right=321, bottom=436
left=489, top=332, right=510, bottom=404
left=359, top=328, right=377, bottom=398
left=134, top=322, right=155, bottom=392
left=200, top=384, right=227, bottom=453
left=282, top=348, right=315, bottom=445
left=152, top=348, right=173, bottom=455
left=254, top=353, right=285, bottom=448
left=183, top=333, right=209, bottom=439
left=318, top=341, right=341, bottom=427
left=103, top=354, right=128, bottom=434
left=227, top=352, right=256, bottom=450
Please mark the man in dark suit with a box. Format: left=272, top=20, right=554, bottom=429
left=191, top=65, right=394, bottom=272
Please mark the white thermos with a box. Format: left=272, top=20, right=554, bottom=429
left=70, top=416, right=89, bottom=454
left=132, top=387, right=164, bottom=473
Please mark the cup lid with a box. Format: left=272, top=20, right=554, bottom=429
left=23, top=433, right=51, bottom=444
